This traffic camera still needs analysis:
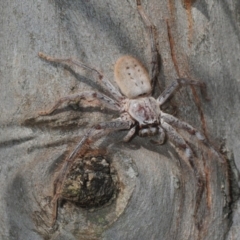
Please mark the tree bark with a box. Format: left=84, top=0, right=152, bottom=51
left=0, top=0, right=240, bottom=239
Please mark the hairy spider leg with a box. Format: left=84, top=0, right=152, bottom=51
left=161, top=121, right=193, bottom=167
left=162, top=112, right=207, bottom=143
left=161, top=112, right=225, bottom=163
left=161, top=121, right=205, bottom=220
left=136, top=0, right=160, bottom=87
left=157, top=127, right=166, bottom=144
left=149, top=127, right=166, bottom=145
left=38, top=90, right=121, bottom=116
left=38, top=52, right=123, bottom=101
left=123, top=125, right=137, bottom=142
left=157, top=78, right=206, bottom=106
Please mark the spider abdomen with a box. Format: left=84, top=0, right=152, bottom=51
left=114, top=55, right=151, bottom=98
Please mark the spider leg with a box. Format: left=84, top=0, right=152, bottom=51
left=38, top=90, right=121, bottom=116
left=51, top=115, right=134, bottom=224
left=161, top=112, right=225, bottom=163
left=161, top=121, right=194, bottom=167
left=161, top=121, right=205, bottom=218
left=157, top=78, right=207, bottom=105
left=161, top=112, right=207, bottom=143
left=123, top=126, right=137, bottom=142
left=150, top=127, right=166, bottom=145
left=136, top=0, right=159, bottom=86
left=38, top=52, right=123, bottom=101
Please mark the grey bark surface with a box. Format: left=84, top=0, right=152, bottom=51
left=0, top=0, right=240, bottom=239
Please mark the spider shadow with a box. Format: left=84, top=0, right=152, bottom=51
left=99, top=130, right=178, bottom=165
left=52, top=0, right=147, bottom=63
left=24, top=104, right=118, bottom=131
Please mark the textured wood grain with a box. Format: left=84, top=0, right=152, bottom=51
left=0, top=0, right=240, bottom=239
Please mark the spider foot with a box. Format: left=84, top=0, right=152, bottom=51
left=38, top=52, right=56, bottom=62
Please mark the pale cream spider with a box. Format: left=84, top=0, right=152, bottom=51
left=38, top=0, right=218, bottom=225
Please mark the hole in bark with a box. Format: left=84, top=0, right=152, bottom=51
left=61, top=150, right=119, bottom=208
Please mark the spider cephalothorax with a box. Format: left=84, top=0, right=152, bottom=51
left=37, top=0, right=218, bottom=225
